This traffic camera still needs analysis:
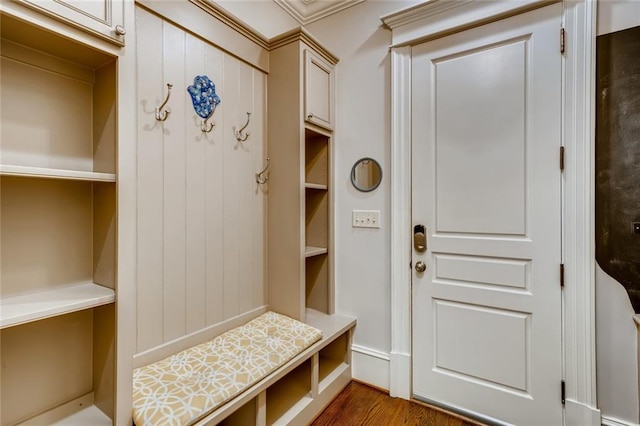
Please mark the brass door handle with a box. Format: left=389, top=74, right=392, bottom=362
left=415, top=261, right=426, bottom=273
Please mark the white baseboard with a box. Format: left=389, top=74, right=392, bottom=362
left=351, top=344, right=390, bottom=391
left=565, top=399, right=601, bottom=426
left=601, top=415, right=640, bottom=426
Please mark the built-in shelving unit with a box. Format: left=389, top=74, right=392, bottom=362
left=0, top=11, right=119, bottom=426
left=268, top=29, right=337, bottom=322
left=265, top=28, right=350, bottom=425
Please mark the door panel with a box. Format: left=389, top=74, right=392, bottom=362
left=411, top=4, right=562, bottom=425
left=434, top=301, right=529, bottom=391
left=435, top=39, right=527, bottom=235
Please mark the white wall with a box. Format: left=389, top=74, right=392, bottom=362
left=596, top=266, right=638, bottom=425
left=596, top=1, right=640, bottom=424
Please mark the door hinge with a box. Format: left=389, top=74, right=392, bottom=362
left=561, top=380, right=566, bottom=405
left=560, top=263, right=565, bottom=287
left=560, top=27, right=566, bottom=54
left=560, top=146, right=565, bottom=171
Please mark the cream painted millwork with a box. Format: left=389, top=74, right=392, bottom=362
left=304, top=49, right=335, bottom=130
left=1, top=1, right=353, bottom=424
left=13, top=0, right=125, bottom=45
left=135, top=5, right=267, bottom=354
left=0, top=0, right=135, bottom=422
left=267, top=29, right=337, bottom=322
left=133, top=8, right=354, bottom=426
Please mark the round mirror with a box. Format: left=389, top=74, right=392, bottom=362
left=351, top=157, right=382, bottom=192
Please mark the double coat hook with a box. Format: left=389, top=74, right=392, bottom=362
left=155, top=83, right=173, bottom=121
left=234, top=112, right=251, bottom=141
left=201, top=107, right=218, bottom=133
left=256, top=157, right=270, bottom=184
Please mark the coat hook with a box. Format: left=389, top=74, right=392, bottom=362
left=234, top=112, right=251, bottom=142
left=155, top=83, right=173, bottom=121
left=201, top=111, right=216, bottom=133
left=256, top=157, right=270, bottom=184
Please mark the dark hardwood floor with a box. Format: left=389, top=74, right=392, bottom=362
left=311, top=381, right=484, bottom=426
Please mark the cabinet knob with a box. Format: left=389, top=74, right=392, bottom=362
left=115, top=25, right=126, bottom=36
left=307, top=113, right=314, bottom=119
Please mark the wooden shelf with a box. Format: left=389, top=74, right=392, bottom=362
left=319, top=360, right=349, bottom=393
left=305, top=183, right=328, bottom=190
left=51, top=405, right=112, bottom=426
left=0, top=165, right=116, bottom=182
left=266, top=361, right=313, bottom=425
left=14, top=393, right=112, bottom=426
left=0, top=283, right=115, bottom=329
left=305, top=246, right=328, bottom=258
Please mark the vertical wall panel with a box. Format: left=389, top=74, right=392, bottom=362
left=135, top=7, right=267, bottom=354
left=162, top=24, right=187, bottom=342
left=184, top=34, right=207, bottom=333
left=136, top=8, right=164, bottom=352
left=222, top=54, right=241, bottom=319
left=203, top=43, right=226, bottom=327
left=236, top=61, right=255, bottom=314
left=252, top=70, right=267, bottom=309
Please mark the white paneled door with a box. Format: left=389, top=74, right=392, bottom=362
left=411, top=4, right=563, bottom=425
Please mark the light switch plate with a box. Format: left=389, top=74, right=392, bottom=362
left=352, top=210, right=380, bottom=228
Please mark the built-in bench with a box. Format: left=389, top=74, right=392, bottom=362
left=133, top=310, right=355, bottom=425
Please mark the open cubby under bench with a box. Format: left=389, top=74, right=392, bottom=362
left=133, top=309, right=355, bottom=425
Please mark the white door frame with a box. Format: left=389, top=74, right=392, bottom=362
left=382, top=1, right=600, bottom=424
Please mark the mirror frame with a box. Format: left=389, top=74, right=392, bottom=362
left=351, top=157, right=382, bottom=192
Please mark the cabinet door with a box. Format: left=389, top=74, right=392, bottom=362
left=304, top=49, right=334, bottom=130
left=13, top=0, right=125, bottom=45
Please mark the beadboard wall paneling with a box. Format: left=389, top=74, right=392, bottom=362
left=136, top=6, right=164, bottom=352
left=135, top=6, right=266, bottom=354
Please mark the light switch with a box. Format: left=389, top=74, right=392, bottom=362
left=352, top=210, right=380, bottom=229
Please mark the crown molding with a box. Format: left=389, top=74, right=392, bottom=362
left=269, top=26, right=339, bottom=65
left=190, top=0, right=270, bottom=49
left=381, top=0, right=473, bottom=30
left=274, top=0, right=364, bottom=25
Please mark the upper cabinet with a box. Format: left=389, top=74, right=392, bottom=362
left=304, top=48, right=335, bottom=130
left=12, top=0, right=125, bottom=45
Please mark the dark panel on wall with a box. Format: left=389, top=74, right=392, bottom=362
left=596, top=25, right=640, bottom=313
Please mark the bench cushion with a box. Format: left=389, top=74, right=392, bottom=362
left=132, top=311, right=322, bottom=425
